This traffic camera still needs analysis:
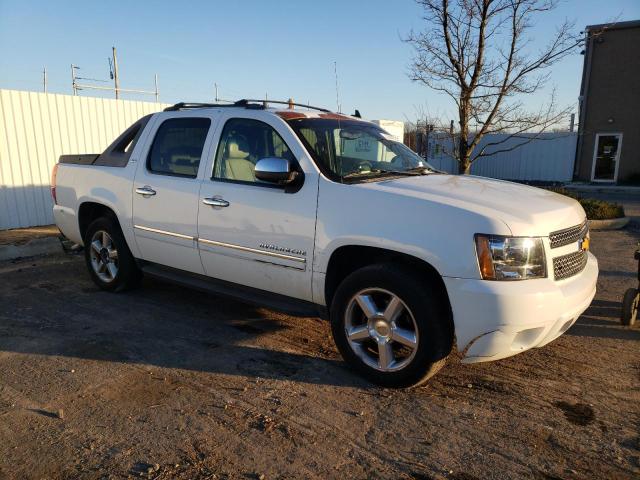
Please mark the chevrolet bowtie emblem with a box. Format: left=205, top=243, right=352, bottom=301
left=579, top=237, right=590, bottom=252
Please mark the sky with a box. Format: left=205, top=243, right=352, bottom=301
left=0, top=0, right=638, bottom=123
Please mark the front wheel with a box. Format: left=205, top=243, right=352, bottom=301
left=84, top=217, right=140, bottom=292
left=621, top=288, right=639, bottom=326
left=330, top=263, right=452, bottom=388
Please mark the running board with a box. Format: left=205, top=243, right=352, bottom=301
left=140, top=263, right=326, bottom=318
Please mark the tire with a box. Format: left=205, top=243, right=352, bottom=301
left=621, top=288, right=639, bottom=326
left=84, top=216, right=141, bottom=292
left=330, top=263, right=452, bottom=388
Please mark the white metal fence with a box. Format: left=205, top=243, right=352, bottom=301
left=427, top=132, right=577, bottom=181
left=0, top=89, right=578, bottom=230
left=0, top=89, right=169, bottom=229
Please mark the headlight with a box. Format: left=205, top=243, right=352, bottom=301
left=475, top=234, right=546, bottom=280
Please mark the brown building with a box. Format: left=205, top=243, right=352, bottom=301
left=574, top=20, right=640, bottom=184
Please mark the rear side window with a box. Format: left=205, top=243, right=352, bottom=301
left=147, top=118, right=211, bottom=178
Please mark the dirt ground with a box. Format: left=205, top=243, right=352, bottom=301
left=0, top=225, right=59, bottom=246
left=0, top=227, right=639, bottom=480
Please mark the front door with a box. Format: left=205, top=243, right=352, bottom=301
left=591, top=133, right=622, bottom=182
left=197, top=115, right=318, bottom=301
left=132, top=114, right=214, bottom=274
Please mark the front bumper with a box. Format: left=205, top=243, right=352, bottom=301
left=444, top=252, right=598, bottom=363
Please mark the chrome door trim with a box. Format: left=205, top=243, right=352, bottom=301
left=198, top=237, right=306, bottom=263
left=134, top=224, right=195, bottom=240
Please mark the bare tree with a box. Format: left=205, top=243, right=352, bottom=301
left=406, top=0, right=581, bottom=174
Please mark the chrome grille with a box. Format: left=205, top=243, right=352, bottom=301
left=549, top=221, right=588, bottom=249
left=553, top=250, right=588, bottom=280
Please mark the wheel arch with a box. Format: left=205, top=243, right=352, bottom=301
left=78, top=202, right=121, bottom=243
left=324, top=245, right=454, bottom=339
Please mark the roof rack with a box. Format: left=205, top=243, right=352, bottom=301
left=163, top=99, right=332, bottom=113
left=163, top=102, right=239, bottom=111
left=238, top=99, right=331, bottom=113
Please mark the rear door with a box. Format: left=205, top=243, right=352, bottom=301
left=132, top=112, right=216, bottom=274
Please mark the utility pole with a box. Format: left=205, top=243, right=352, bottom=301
left=43, top=67, right=47, bottom=93
left=214, top=83, right=219, bottom=102
left=71, top=64, right=77, bottom=95
left=154, top=74, right=159, bottom=102
left=112, top=47, right=120, bottom=99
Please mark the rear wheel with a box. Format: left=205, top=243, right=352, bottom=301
left=621, top=288, right=639, bottom=326
left=84, top=217, right=140, bottom=292
left=330, top=263, right=452, bottom=388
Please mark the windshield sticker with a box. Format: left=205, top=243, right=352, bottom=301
left=355, top=139, right=372, bottom=152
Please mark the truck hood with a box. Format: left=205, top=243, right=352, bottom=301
left=361, top=174, right=585, bottom=236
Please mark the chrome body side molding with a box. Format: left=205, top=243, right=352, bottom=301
left=198, top=237, right=306, bottom=263
left=134, top=224, right=194, bottom=240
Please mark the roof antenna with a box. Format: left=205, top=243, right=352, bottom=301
left=353, top=109, right=361, bottom=118
left=334, top=61, right=341, bottom=113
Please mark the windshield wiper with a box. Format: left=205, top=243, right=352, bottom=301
left=342, top=168, right=423, bottom=179
left=403, top=166, right=436, bottom=175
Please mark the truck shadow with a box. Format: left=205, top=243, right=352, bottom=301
left=0, top=259, right=374, bottom=389
left=565, top=299, right=640, bottom=341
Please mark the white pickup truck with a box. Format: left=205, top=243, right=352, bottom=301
left=52, top=99, right=598, bottom=387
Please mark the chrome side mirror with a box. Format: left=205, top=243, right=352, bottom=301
left=254, top=157, right=297, bottom=184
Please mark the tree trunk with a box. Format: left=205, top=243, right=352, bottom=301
left=457, top=123, right=471, bottom=174
left=457, top=98, right=473, bottom=174
left=458, top=157, right=471, bottom=174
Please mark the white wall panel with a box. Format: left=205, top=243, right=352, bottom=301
left=0, top=88, right=578, bottom=230
left=427, top=133, right=577, bottom=181
left=0, top=89, right=169, bottom=229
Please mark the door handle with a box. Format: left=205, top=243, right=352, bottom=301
left=202, top=197, right=230, bottom=208
left=136, top=186, right=156, bottom=197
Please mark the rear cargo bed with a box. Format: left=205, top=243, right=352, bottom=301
left=59, top=154, right=100, bottom=165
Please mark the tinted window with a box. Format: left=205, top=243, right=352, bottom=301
left=147, top=118, right=211, bottom=178
left=213, top=118, right=294, bottom=184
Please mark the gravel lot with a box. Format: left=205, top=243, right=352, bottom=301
left=0, top=228, right=639, bottom=480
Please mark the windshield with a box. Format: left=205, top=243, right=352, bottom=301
left=286, top=118, right=437, bottom=181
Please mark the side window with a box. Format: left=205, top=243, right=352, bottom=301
left=299, top=126, right=333, bottom=172
left=147, top=117, right=211, bottom=178
left=213, top=118, right=294, bottom=184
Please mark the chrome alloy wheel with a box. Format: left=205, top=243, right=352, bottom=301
left=89, top=230, right=119, bottom=283
left=344, top=288, right=419, bottom=372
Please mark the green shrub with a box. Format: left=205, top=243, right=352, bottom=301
left=546, top=187, right=625, bottom=220
left=578, top=198, right=625, bottom=220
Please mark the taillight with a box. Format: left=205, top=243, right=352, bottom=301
left=50, top=163, right=59, bottom=204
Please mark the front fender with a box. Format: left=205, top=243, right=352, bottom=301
left=314, top=179, right=511, bottom=279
